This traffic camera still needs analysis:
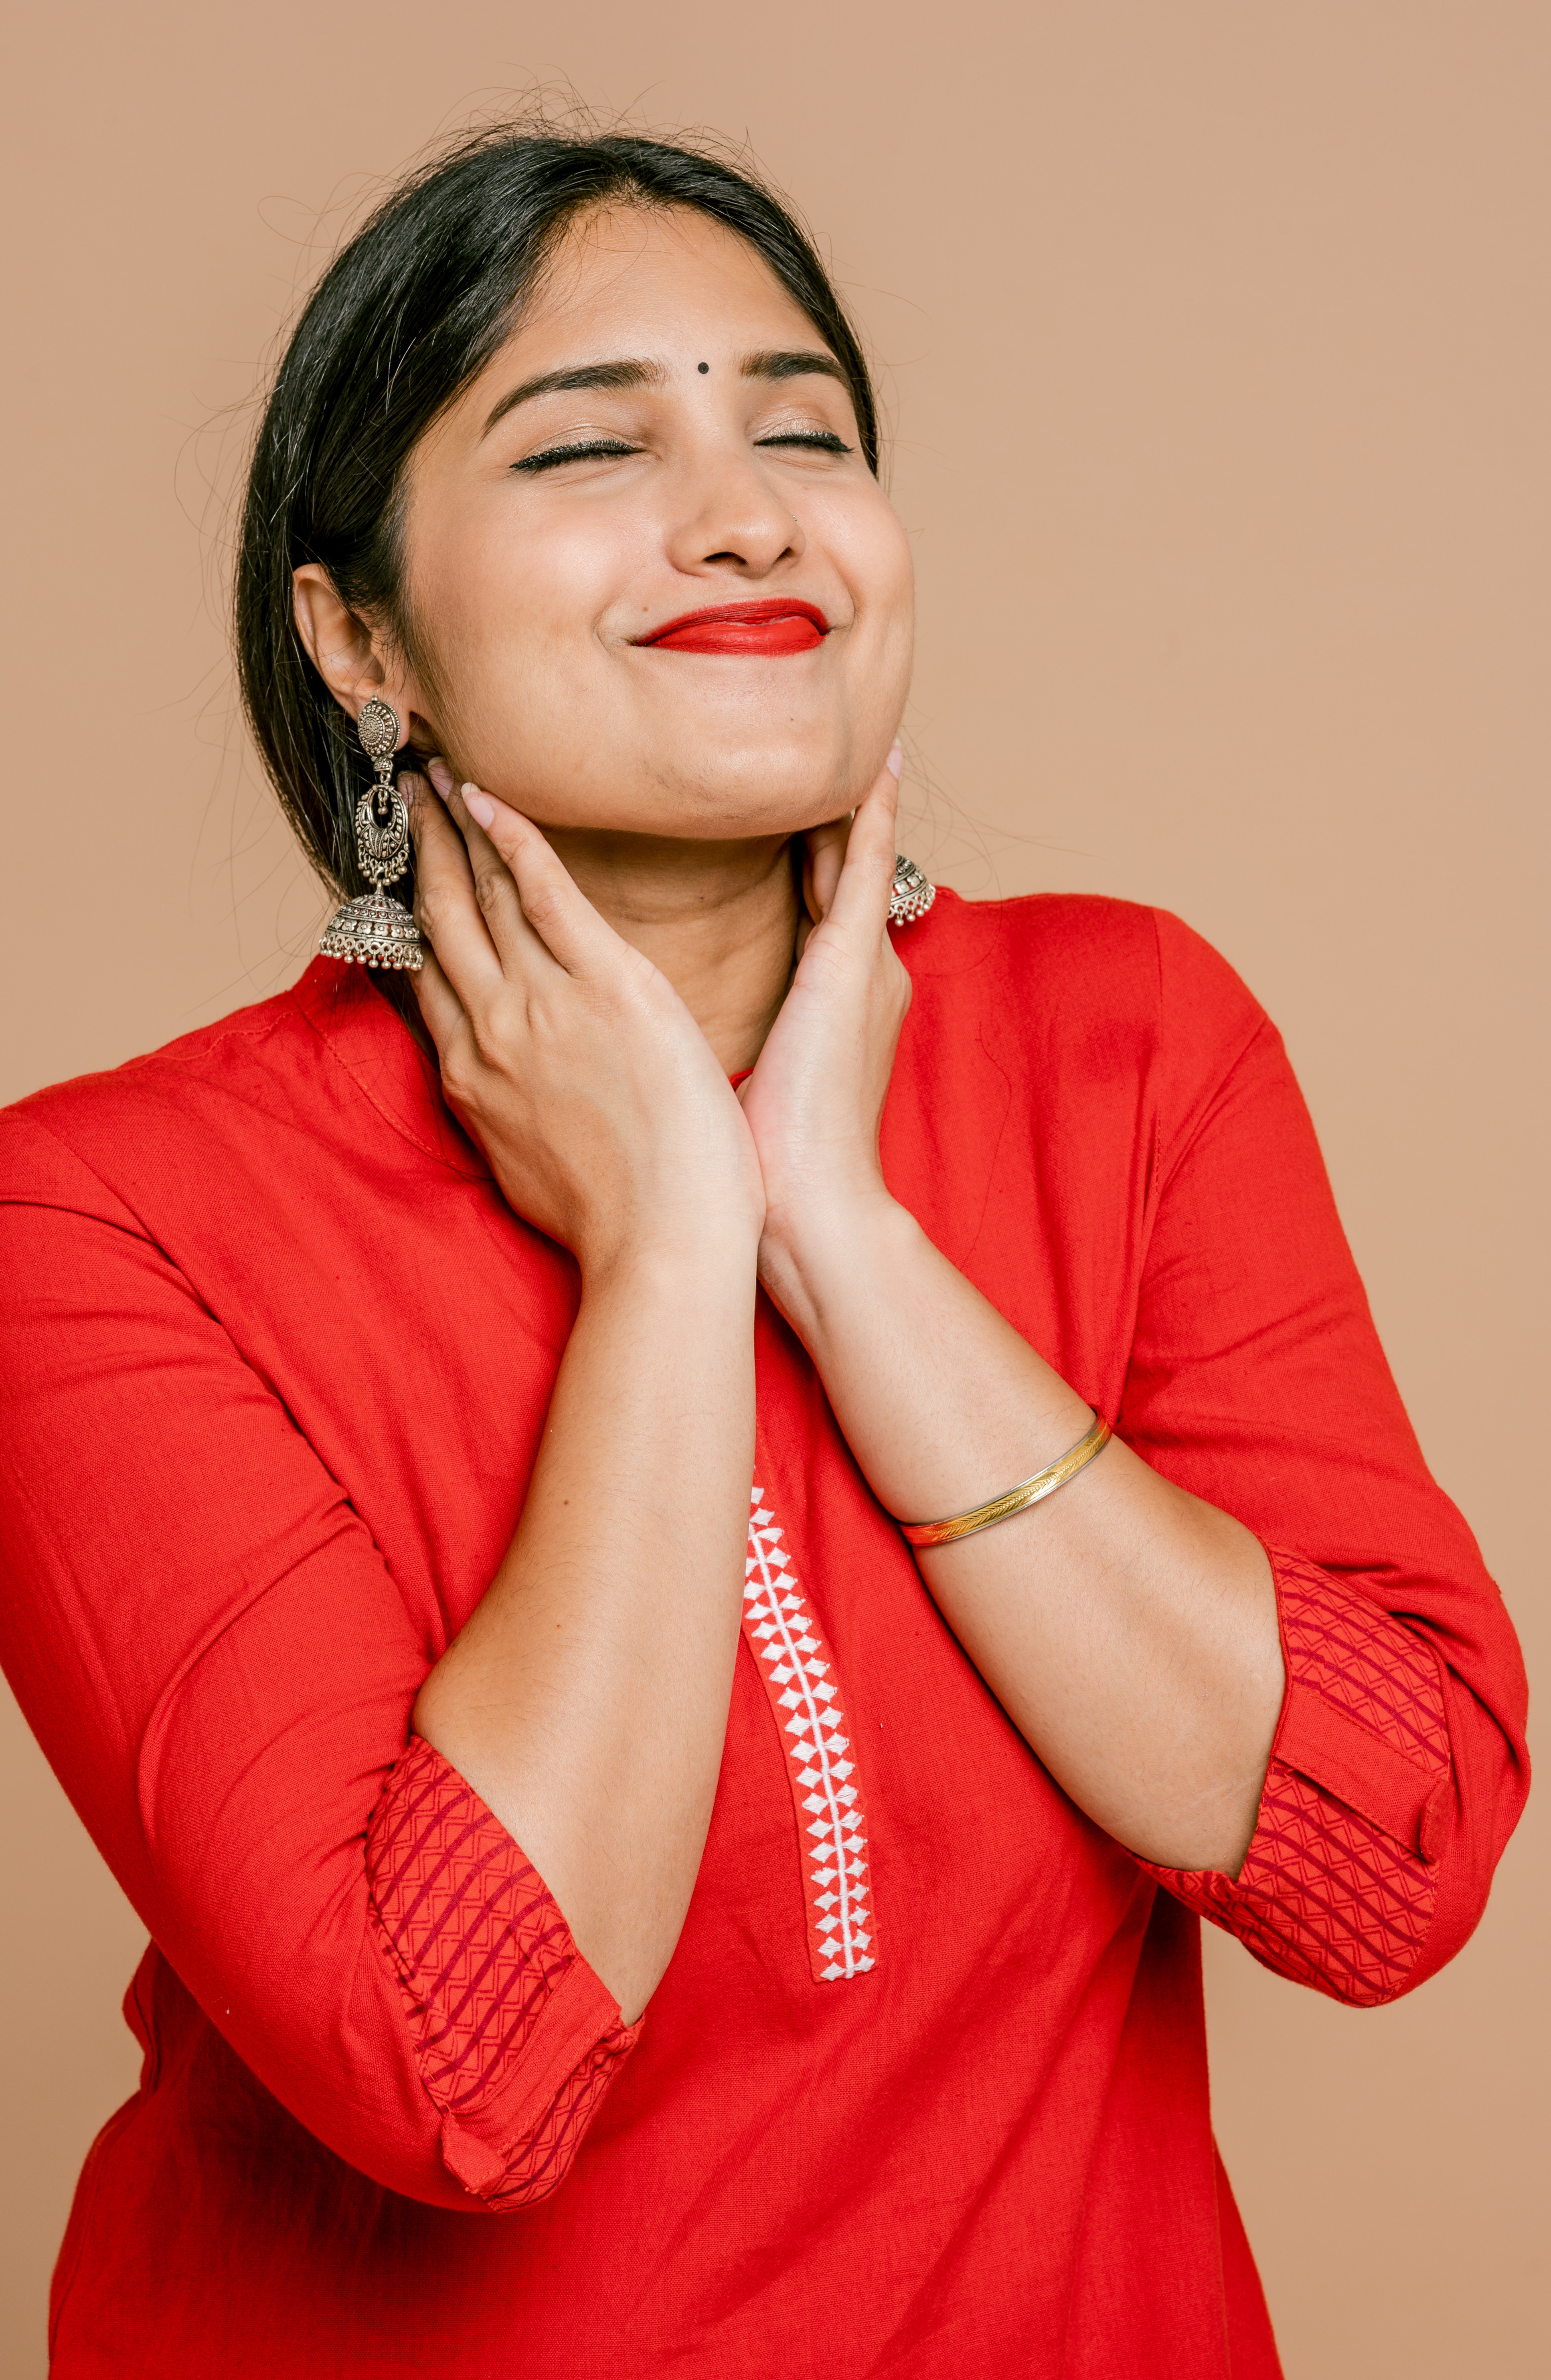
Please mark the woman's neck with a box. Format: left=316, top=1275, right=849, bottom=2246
left=540, top=828, right=803, bottom=1076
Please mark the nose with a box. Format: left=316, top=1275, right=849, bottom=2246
left=662, top=445, right=804, bottom=581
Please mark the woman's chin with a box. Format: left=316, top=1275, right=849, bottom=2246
left=501, top=745, right=879, bottom=844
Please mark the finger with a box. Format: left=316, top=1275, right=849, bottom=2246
left=822, top=756, right=901, bottom=938
left=407, top=933, right=468, bottom=1056
left=803, top=815, right=851, bottom=925
left=456, top=783, right=639, bottom=981
left=407, top=774, right=506, bottom=1008
left=423, top=761, right=568, bottom=986
left=436, top=783, right=549, bottom=976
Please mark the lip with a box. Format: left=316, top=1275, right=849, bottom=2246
left=632, top=597, right=830, bottom=656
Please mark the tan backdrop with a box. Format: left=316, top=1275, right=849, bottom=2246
left=2, top=4, right=1544, bottom=2373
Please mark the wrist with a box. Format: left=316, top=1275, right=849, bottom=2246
left=580, top=1219, right=761, bottom=1302
left=757, top=1189, right=919, bottom=1336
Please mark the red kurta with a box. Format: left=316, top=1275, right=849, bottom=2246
left=0, top=892, right=1527, bottom=2377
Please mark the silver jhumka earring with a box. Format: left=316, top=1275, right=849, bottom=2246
left=318, top=700, right=424, bottom=969
left=888, top=854, right=936, bottom=927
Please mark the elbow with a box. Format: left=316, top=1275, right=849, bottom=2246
left=298, top=1993, right=644, bottom=2216
left=423, top=2008, right=645, bottom=2212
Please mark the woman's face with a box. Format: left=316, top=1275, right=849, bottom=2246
left=391, top=204, right=914, bottom=839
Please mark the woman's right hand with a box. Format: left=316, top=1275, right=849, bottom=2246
left=405, top=762, right=763, bottom=2017
left=407, top=764, right=764, bottom=1277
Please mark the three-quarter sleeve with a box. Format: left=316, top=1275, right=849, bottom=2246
left=1118, top=912, right=1529, bottom=2003
left=366, top=1737, right=640, bottom=2203
left=1140, top=1549, right=1453, bottom=2003
left=0, top=1109, right=637, bottom=2210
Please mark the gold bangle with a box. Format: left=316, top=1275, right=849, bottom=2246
left=899, top=1413, right=1112, bottom=1549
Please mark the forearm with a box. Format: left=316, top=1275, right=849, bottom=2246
left=413, top=1236, right=757, bottom=2019
left=760, top=1197, right=1284, bottom=1873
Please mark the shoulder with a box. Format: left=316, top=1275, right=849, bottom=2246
left=0, top=980, right=320, bottom=1216
left=903, top=888, right=1268, bottom=1060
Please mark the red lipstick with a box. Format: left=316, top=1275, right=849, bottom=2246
left=633, top=598, right=828, bottom=656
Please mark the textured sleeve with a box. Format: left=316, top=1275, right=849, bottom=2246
left=366, top=1737, right=640, bottom=2205
left=0, top=1108, right=637, bottom=2209
left=1141, top=1550, right=1453, bottom=2003
left=1120, top=912, right=1529, bottom=2004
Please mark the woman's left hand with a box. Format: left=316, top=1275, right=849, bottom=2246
left=741, top=758, right=1282, bottom=1882
left=738, top=751, right=911, bottom=1306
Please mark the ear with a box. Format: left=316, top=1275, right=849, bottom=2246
left=292, top=566, right=421, bottom=742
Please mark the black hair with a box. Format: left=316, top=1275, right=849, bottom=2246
left=235, top=123, right=881, bottom=906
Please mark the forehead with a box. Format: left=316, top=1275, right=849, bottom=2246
left=490, top=203, right=822, bottom=375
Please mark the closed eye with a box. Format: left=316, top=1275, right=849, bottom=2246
left=513, top=429, right=853, bottom=474
left=755, top=431, right=853, bottom=455
left=511, top=439, right=641, bottom=474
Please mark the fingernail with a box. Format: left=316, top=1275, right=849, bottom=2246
left=462, top=783, right=496, bottom=829
left=427, top=757, right=454, bottom=798
left=886, top=744, right=904, bottom=780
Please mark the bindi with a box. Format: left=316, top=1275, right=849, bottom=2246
left=698, top=361, right=709, bottom=373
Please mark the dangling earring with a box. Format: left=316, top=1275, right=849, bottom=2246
left=888, top=854, right=936, bottom=927
left=318, top=700, right=424, bottom=970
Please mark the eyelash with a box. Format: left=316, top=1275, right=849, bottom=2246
left=511, top=440, right=636, bottom=474
left=511, top=429, right=854, bottom=474
left=759, top=431, right=852, bottom=456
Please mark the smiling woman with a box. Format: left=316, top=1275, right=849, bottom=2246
left=285, top=205, right=911, bottom=875
left=0, top=123, right=1528, bottom=2380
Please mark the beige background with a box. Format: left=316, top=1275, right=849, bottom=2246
left=2, top=4, right=1544, bottom=2373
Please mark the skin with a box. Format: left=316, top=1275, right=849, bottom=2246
left=294, top=204, right=1284, bottom=2024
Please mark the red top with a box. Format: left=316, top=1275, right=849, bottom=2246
left=0, top=892, right=1527, bottom=2378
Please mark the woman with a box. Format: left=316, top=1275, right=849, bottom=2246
left=0, top=126, right=1527, bottom=2378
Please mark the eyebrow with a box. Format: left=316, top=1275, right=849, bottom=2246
left=482, top=358, right=662, bottom=438
left=741, top=348, right=848, bottom=388
left=481, top=346, right=850, bottom=439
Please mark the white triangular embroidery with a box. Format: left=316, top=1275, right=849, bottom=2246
left=742, top=1482, right=877, bottom=1985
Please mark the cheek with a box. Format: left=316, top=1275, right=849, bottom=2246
left=868, top=506, right=917, bottom=622
left=832, top=502, right=915, bottom=719
left=413, top=501, right=640, bottom=695
left=819, top=491, right=914, bottom=639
